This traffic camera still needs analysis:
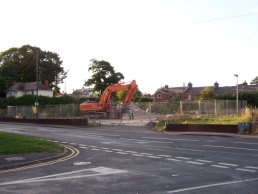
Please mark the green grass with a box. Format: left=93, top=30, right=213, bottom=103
left=0, top=132, right=63, bottom=154
left=157, top=114, right=252, bottom=129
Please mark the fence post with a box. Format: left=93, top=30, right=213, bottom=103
left=214, top=99, right=217, bottom=115
left=180, top=101, right=183, bottom=115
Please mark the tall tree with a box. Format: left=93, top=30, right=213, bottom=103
left=0, top=45, right=67, bottom=95
left=197, top=87, right=214, bottom=100
left=84, top=59, right=124, bottom=95
left=251, top=76, right=258, bottom=84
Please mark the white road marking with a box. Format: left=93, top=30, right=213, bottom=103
left=120, top=138, right=173, bottom=144
left=69, top=143, right=77, bottom=145
left=147, top=156, right=162, bottom=159
left=195, top=159, right=212, bottom=163
left=112, top=149, right=123, bottom=151
left=167, top=177, right=258, bottom=193
left=79, top=147, right=88, bottom=149
left=234, top=141, right=258, bottom=145
left=158, top=155, right=171, bottom=157
left=142, top=137, right=200, bottom=142
left=104, top=150, right=113, bottom=153
left=218, top=163, right=238, bottom=167
left=204, top=145, right=258, bottom=151
left=91, top=148, right=100, bottom=151
left=166, top=158, right=182, bottom=162
left=175, top=157, right=191, bottom=160
left=0, top=167, right=127, bottom=186
left=116, top=152, right=129, bottom=155
left=125, top=151, right=138, bottom=154
left=245, top=166, right=258, bottom=170
left=236, top=168, right=256, bottom=173
left=131, top=154, right=144, bottom=157
left=73, top=162, right=92, bottom=166
left=78, top=144, right=87, bottom=147
left=101, top=147, right=110, bottom=150
left=52, top=140, right=60, bottom=143
left=140, top=153, right=153, bottom=156
left=210, top=165, right=229, bottom=169
left=187, top=161, right=204, bottom=165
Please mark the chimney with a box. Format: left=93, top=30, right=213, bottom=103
left=165, top=85, right=169, bottom=89
left=12, top=80, right=17, bottom=86
left=188, top=82, right=193, bottom=88
left=214, top=81, right=219, bottom=88
left=44, top=80, right=49, bottom=86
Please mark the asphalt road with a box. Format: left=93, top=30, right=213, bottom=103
left=0, top=122, right=258, bottom=194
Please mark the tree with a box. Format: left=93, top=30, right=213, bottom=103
left=0, top=45, right=67, bottom=96
left=197, top=87, right=214, bottom=100
left=84, top=59, right=124, bottom=95
left=251, top=76, right=258, bottom=84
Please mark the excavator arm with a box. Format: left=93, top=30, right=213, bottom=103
left=80, top=80, right=136, bottom=118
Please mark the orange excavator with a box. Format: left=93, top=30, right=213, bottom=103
left=80, top=80, right=137, bottom=118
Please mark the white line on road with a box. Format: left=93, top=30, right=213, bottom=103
left=166, top=158, right=182, bottom=162
left=116, top=152, right=129, bottom=155
left=236, top=168, right=256, bottom=173
left=234, top=142, right=258, bottom=145
left=142, top=137, right=200, bottom=142
left=91, top=148, right=100, bottom=151
left=218, top=163, right=238, bottom=167
left=0, top=167, right=127, bottom=186
left=131, top=154, right=144, bottom=157
left=210, top=165, right=229, bottom=169
left=187, top=161, right=205, bottom=165
left=175, top=157, right=191, bottom=160
left=140, top=153, right=153, bottom=156
left=204, top=145, right=258, bottom=151
left=104, top=150, right=113, bottom=153
left=125, top=151, right=138, bottom=154
left=112, top=149, right=123, bottom=151
left=158, top=155, right=171, bottom=157
left=167, top=177, right=258, bottom=193
left=245, top=166, right=258, bottom=170
left=79, top=147, right=88, bottom=149
left=146, top=156, right=162, bottom=159
left=195, top=159, right=212, bottom=163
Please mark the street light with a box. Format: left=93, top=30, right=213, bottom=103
left=35, top=53, right=39, bottom=123
left=234, top=74, right=238, bottom=115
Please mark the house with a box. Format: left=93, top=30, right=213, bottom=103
left=6, top=80, right=53, bottom=98
left=71, top=87, right=97, bottom=98
left=154, top=81, right=258, bottom=102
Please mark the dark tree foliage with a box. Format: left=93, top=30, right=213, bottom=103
left=0, top=45, right=67, bottom=96
left=84, top=59, right=124, bottom=95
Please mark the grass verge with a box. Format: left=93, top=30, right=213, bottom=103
left=0, top=132, right=63, bottom=154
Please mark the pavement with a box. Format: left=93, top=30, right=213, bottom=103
left=0, top=145, right=70, bottom=172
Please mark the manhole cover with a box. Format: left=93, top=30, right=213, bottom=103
left=73, top=162, right=92, bottom=166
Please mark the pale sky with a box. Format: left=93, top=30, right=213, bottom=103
left=1, top=0, right=258, bottom=94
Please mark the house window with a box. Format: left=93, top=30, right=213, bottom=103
left=157, top=94, right=162, bottom=98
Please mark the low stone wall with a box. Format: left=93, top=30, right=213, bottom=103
left=0, top=117, right=89, bottom=126
left=166, top=124, right=238, bottom=133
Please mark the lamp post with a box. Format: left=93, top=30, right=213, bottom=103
left=35, top=53, right=39, bottom=123
left=234, top=74, right=238, bottom=115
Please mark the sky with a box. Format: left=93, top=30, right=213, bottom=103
left=0, top=0, right=258, bottom=94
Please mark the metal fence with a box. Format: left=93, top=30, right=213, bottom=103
left=0, top=100, right=247, bottom=119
